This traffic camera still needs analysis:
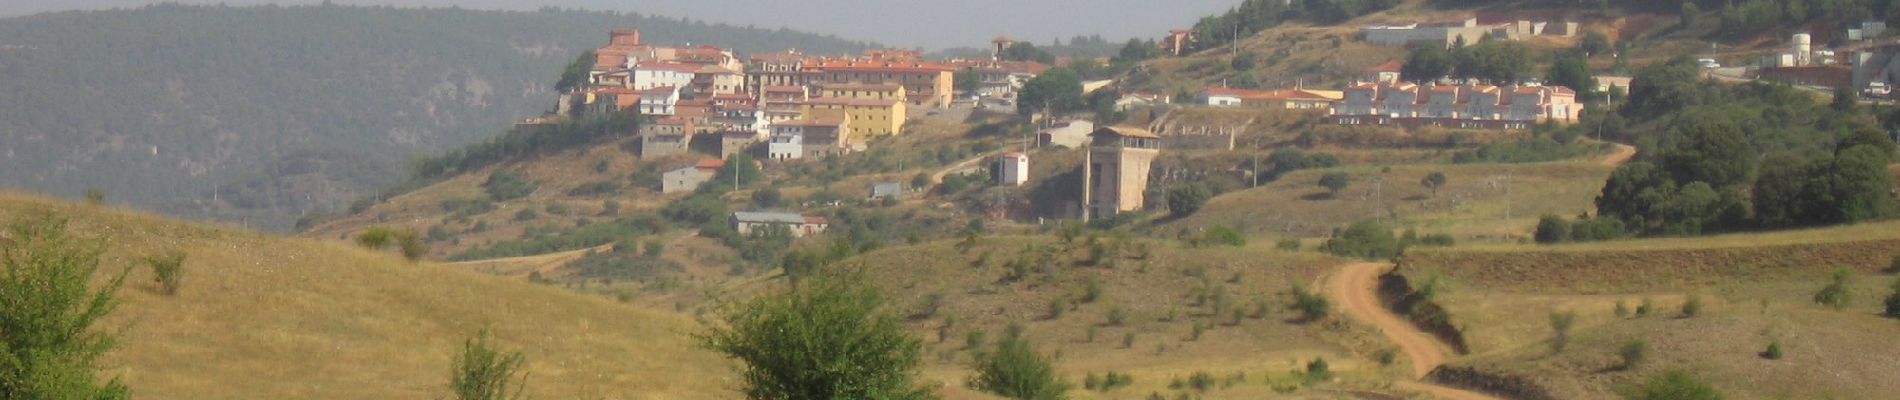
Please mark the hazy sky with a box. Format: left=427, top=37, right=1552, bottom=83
left=0, top=0, right=1236, bottom=50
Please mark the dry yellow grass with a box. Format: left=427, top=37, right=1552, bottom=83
left=1164, top=159, right=1615, bottom=244
left=831, top=235, right=1431, bottom=399
left=0, top=193, right=733, bottom=400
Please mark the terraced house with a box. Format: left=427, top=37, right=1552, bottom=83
left=1327, top=82, right=1578, bottom=129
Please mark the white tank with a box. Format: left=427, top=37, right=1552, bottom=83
left=1794, top=33, right=1813, bottom=66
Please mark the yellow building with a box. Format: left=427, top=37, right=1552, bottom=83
left=803, top=97, right=906, bottom=137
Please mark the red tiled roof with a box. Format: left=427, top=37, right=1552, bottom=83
left=694, top=158, right=726, bottom=170
left=640, top=86, right=679, bottom=95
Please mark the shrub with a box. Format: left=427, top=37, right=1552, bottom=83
left=1549, top=311, right=1576, bottom=353
left=1304, top=358, right=1332, bottom=383
left=1614, top=300, right=1630, bottom=318
left=1101, top=371, right=1133, bottom=391
left=969, top=335, right=1070, bottom=400
left=1619, top=340, right=1649, bottom=370
left=1166, top=183, right=1212, bottom=217
left=1624, top=370, right=1723, bottom=400
left=1106, top=305, right=1127, bottom=326
left=1889, top=253, right=1900, bottom=274
left=1636, top=297, right=1654, bottom=317
left=1535, top=214, right=1571, bottom=243
left=1121, top=332, right=1136, bottom=349
left=1317, top=171, right=1351, bottom=196
left=1885, top=277, right=1900, bottom=319
left=1046, top=296, right=1068, bottom=319
left=84, top=188, right=106, bottom=206
left=513, top=209, right=538, bottom=221
left=1186, top=371, right=1215, bottom=391
left=450, top=329, right=527, bottom=400
left=966, top=330, right=988, bottom=350
left=1814, top=268, right=1852, bottom=310
left=1681, top=294, right=1703, bottom=317
left=1321, top=220, right=1404, bottom=260
left=1082, top=278, right=1103, bottom=303
left=1374, top=348, right=1398, bottom=366
left=146, top=250, right=187, bottom=296
left=1189, top=322, right=1205, bottom=341
left=1275, top=238, right=1300, bottom=251
left=1763, top=338, right=1783, bottom=360
left=395, top=229, right=428, bottom=261
left=700, top=270, right=933, bottom=399
left=642, top=240, right=664, bottom=258
left=482, top=170, right=536, bottom=201
left=356, top=226, right=396, bottom=249
left=0, top=217, right=131, bottom=399
left=1290, top=283, right=1330, bottom=322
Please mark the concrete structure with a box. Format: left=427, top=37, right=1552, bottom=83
left=808, top=59, right=955, bottom=106
left=803, top=97, right=906, bottom=137
left=994, top=151, right=1029, bottom=187
left=639, top=118, right=695, bottom=158
left=766, top=133, right=802, bottom=161
left=1327, top=82, right=1579, bottom=129
left=1037, top=120, right=1096, bottom=148
left=730, top=211, right=828, bottom=237
left=1082, top=127, right=1161, bottom=219
left=718, top=130, right=762, bottom=159
left=634, top=61, right=699, bottom=91
left=1364, top=61, right=1403, bottom=84
left=690, top=65, right=745, bottom=96
left=587, top=87, right=642, bottom=115
left=638, top=86, right=681, bottom=116
left=1202, top=87, right=1343, bottom=109
left=662, top=159, right=725, bottom=194
left=747, top=51, right=811, bottom=94
left=760, top=85, right=810, bottom=123
left=1162, top=29, right=1194, bottom=56
left=870, top=182, right=903, bottom=199
left=991, top=36, right=1016, bottom=60
left=1362, top=18, right=1576, bottom=48
left=768, top=117, right=851, bottom=160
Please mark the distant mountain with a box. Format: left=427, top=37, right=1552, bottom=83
left=0, top=4, right=874, bottom=230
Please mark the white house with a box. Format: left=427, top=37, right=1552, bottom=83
left=730, top=211, right=828, bottom=237
left=634, top=61, right=698, bottom=91
left=995, top=151, right=1029, bottom=186
left=661, top=159, right=725, bottom=194
left=766, top=133, right=802, bottom=161
left=638, top=86, right=681, bottom=116
left=1036, top=120, right=1095, bottom=148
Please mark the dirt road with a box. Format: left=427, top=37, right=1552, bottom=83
left=1325, top=262, right=1499, bottom=400
left=1600, top=143, right=1637, bottom=167
left=930, top=150, right=1002, bottom=184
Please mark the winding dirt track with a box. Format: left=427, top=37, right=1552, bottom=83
left=1600, top=143, right=1637, bottom=167
left=1325, top=262, right=1499, bottom=400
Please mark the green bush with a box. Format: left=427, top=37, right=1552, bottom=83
left=1321, top=220, right=1404, bottom=260
left=1317, top=171, right=1351, bottom=196
left=449, top=329, right=527, bottom=400
left=1888, top=253, right=1900, bottom=274
left=356, top=226, right=396, bottom=249
left=1623, top=370, right=1723, bottom=400
left=1304, top=358, right=1332, bottom=383
left=395, top=229, right=428, bottom=262
left=1763, top=338, right=1783, bottom=360
left=1681, top=294, right=1703, bottom=317
left=1637, top=297, right=1654, bottom=317
left=1275, top=238, right=1300, bottom=251
left=1549, top=311, right=1576, bottom=353
left=1193, top=225, right=1246, bottom=247
left=701, top=270, right=933, bottom=399
left=969, top=334, right=1069, bottom=400
left=1535, top=214, right=1571, bottom=244
left=1814, top=268, right=1853, bottom=310
left=1619, top=340, right=1649, bottom=370
left=146, top=250, right=187, bottom=296
left=482, top=170, right=536, bottom=201
left=1884, top=277, right=1900, bottom=319
left=1290, top=283, right=1330, bottom=322
left=1082, top=278, right=1103, bottom=303
left=1106, top=305, right=1127, bottom=326
left=0, top=217, right=131, bottom=399
left=1121, top=332, right=1136, bottom=349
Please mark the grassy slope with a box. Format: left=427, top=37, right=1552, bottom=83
left=1163, top=157, right=1615, bottom=244
left=836, top=236, right=1412, bottom=399
left=0, top=193, right=732, bottom=399
left=1396, top=220, right=1900, bottom=399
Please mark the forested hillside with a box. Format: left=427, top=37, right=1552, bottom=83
left=0, top=4, right=872, bottom=230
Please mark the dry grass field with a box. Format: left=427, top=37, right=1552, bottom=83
left=1162, top=158, right=1616, bottom=244
left=1394, top=219, right=1900, bottom=399
left=0, top=193, right=734, bottom=400
left=831, top=235, right=1446, bottom=399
